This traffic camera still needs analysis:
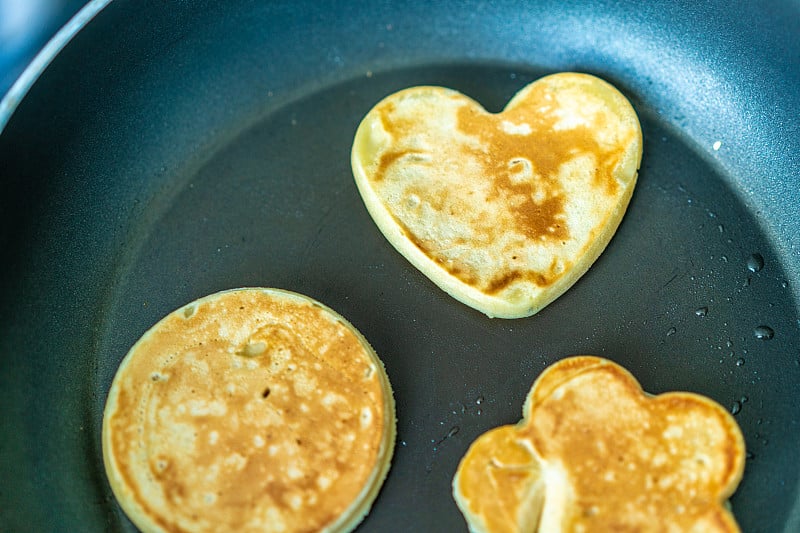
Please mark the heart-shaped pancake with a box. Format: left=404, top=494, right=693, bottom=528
left=352, top=73, right=642, bottom=318
left=453, top=356, right=746, bottom=532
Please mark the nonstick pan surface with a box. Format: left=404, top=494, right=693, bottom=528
left=1, top=1, right=798, bottom=531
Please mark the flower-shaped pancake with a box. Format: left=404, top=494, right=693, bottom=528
left=454, top=356, right=746, bottom=532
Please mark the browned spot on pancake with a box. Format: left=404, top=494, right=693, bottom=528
left=377, top=101, right=396, bottom=134
left=371, top=102, right=420, bottom=171
left=376, top=98, right=433, bottom=139
left=377, top=150, right=424, bottom=179
left=495, top=176, right=567, bottom=242
left=485, top=270, right=555, bottom=295
left=485, top=271, right=524, bottom=294
left=448, top=265, right=480, bottom=287
left=457, top=101, right=608, bottom=243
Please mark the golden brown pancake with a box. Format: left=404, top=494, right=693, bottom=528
left=102, top=288, right=396, bottom=533
left=452, top=425, right=545, bottom=533
left=352, top=73, right=643, bottom=318
left=453, top=356, right=746, bottom=532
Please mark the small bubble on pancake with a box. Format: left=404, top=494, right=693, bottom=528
left=240, top=341, right=267, bottom=357
left=183, top=304, right=197, bottom=319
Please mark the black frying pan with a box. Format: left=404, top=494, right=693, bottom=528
left=1, top=1, right=798, bottom=531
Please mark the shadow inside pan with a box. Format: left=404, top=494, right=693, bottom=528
left=93, top=64, right=800, bottom=531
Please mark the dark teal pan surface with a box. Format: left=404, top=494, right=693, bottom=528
left=1, top=1, right=798, bottom=531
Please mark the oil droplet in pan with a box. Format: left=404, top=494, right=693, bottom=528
left=746, top=253, right=764, bottom=273
left=753, top=326, right=774, bottom=340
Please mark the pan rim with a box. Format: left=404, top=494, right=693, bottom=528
left=0, top=0, right=112, bottom=134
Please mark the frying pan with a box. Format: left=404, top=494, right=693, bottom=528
left=1, top=0, right=798, bottom=531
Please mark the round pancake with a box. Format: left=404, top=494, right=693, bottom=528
left=102, top=288, right=396, bottom=533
